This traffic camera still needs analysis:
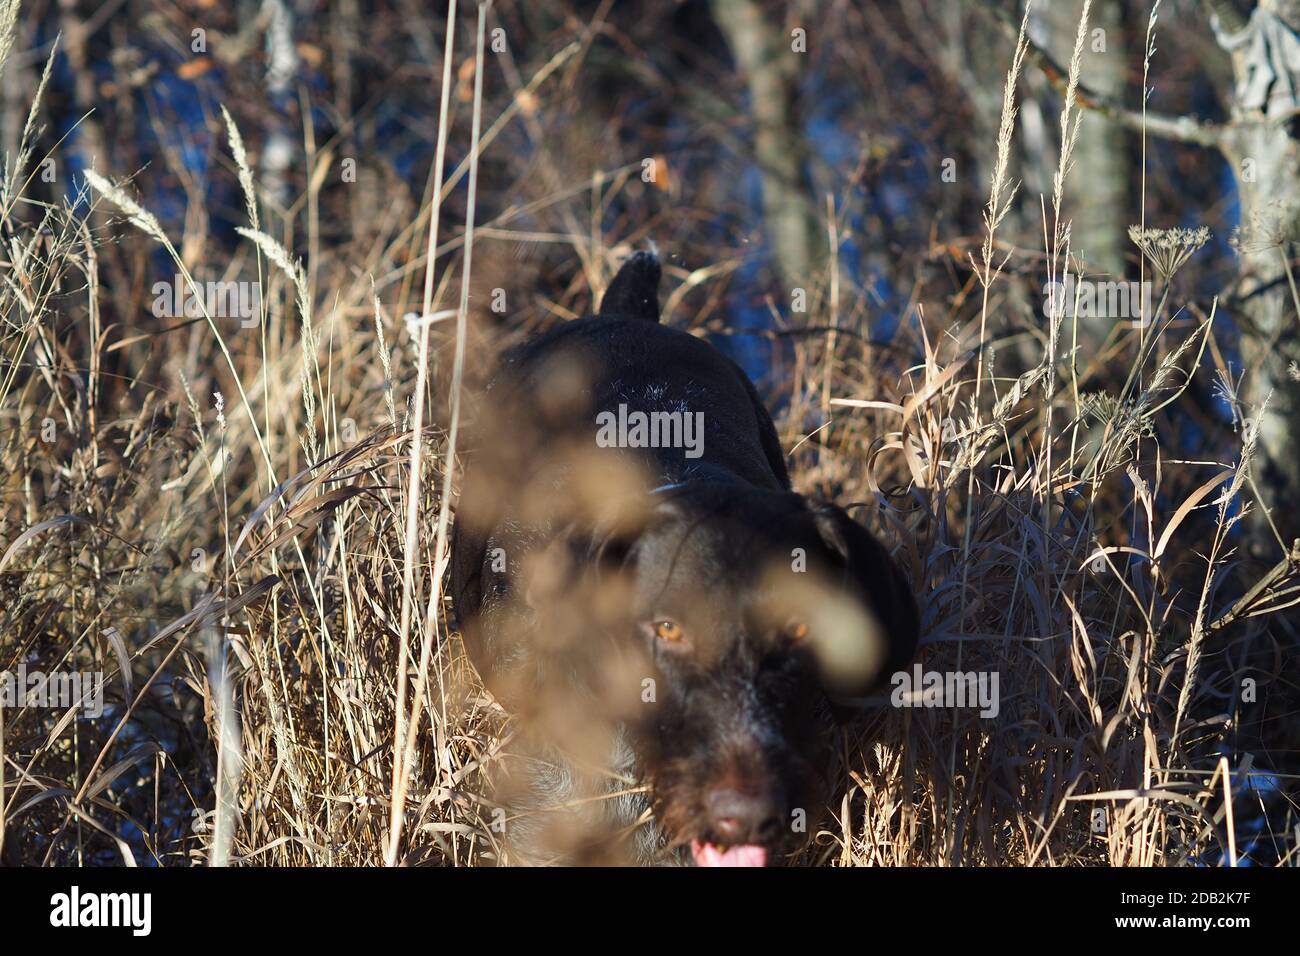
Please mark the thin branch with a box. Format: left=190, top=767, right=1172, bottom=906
left=1208, top=539, right=1300, bottom=633
left=977, top=0, right=1225, bottom=148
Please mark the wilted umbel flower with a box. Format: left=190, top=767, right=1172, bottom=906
left=1230, top=201, right=1292, bottom=255
left=1128, top=225, right=1211, bottom=279
left=1211, top=364, right=1248, bottom=431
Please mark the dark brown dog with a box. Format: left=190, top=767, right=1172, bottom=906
left=451, top=251, right=918, bottom=865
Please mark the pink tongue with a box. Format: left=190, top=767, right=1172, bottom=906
left=691, top=841, right=768, bottom=867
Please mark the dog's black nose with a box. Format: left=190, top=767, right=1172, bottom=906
left=707, top=787, right=783, bottom=844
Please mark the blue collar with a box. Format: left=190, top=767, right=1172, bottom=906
left=648, top=481, right=688, bottom=496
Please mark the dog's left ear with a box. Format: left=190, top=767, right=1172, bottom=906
left=812, top=504, right=920, bottom=688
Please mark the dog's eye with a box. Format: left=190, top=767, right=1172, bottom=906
left=785, top=620, right=810, bottom=642
left=654, top=619, right=685, bottom=643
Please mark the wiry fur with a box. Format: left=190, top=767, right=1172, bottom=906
left=451, top=252, right=919, bottom=865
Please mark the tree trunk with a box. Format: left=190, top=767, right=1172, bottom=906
left=712, top=0, right=820, bottom=289
left=1044, top=0, right=1131, bottom=278
left=1214, top=1, right=1300, bottom=548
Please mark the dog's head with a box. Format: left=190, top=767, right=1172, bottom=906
left=592, top=481, right=919, bottom=866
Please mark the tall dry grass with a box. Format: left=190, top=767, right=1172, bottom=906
left=1, top=0, right=1298, bottom=866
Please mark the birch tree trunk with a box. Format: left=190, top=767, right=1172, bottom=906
left=1213, top=0, right=1300, bottom=546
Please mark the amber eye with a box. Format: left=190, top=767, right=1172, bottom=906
left=654, top=620, right=684, bottom=642
left=786, top=620, right=810, bottom=642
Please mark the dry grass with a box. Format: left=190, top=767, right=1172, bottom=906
left=2, top=1, right=1299, bottom=867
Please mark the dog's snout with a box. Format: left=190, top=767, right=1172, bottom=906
left=707, top=787, right=783, bottom=844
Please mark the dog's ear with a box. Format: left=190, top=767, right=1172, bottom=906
left=812, top=504, right=920, bottom=690
left=599, top=250, right=661, bottom=321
